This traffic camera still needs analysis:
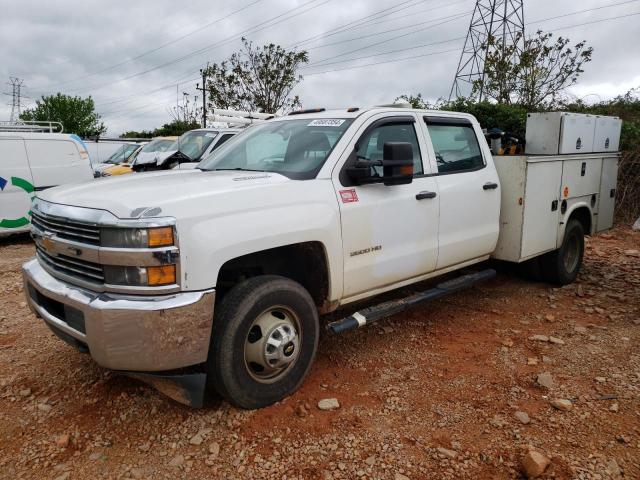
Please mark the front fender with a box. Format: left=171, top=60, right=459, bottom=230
left=177, top=180, right=343, bottom=301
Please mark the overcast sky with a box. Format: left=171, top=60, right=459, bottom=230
left=1, top=0, right=639, bottom=135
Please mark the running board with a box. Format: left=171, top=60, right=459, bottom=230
left=327, top=269, right=496, bottom=334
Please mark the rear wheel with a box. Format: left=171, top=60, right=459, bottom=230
left=540, top=219, right=584, bottom=285
left=207, top=275, right=319, bottom=409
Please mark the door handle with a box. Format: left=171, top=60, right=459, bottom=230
left=416, top=191, right=437, bottom=200
left=483, top=182, right=498, bottom=190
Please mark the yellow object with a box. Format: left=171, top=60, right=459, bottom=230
left=147, top=265, right=176, bottom=286
left=103, top=136, right=178, bottom=176
left=148, top=227, right=174, bottom=247
left=103, top=163, right=133, bottom=176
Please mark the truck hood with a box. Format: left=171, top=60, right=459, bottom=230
left=37, top=169, right=290, bottom=219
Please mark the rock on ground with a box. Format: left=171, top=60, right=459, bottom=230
left=521, top=450, right=551, bottom=479
left=550, top=398, right=573, bottom=411
left=317, top=398, right=340, bottom=411
left=536, top=372, right=554, bottom=389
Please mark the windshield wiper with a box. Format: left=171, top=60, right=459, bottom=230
left=211, top=167, right=265, bottom=172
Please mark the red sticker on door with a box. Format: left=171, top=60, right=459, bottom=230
left=339, top=188, right=358, bottom=203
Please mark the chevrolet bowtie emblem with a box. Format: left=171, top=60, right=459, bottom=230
left=41, top=233, right=54, bottom=250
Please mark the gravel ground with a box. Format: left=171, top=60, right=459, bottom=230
left=0, top=227, right=638, bottom=480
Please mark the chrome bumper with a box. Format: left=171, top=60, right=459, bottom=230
left=22, top=258, right=215, bottom=372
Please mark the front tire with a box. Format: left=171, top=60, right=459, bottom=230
left=540, top=218, right=584, bottom=285
left=208, top=275, right=319, bottom=409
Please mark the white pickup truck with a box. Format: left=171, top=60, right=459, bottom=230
left=22, top=106, right=619, bottom=408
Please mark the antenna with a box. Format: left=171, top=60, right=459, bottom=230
left=449, top=0, right=525, bottom=101
left=8, top=77, right=25, bottom=123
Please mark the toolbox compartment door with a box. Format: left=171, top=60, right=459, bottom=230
left=561, top=157, right=603, bottom=198
left=596, top=156, right=618, bottom=232
left=521, top=161, right=562, bottom=259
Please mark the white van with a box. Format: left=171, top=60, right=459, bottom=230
left=0, top=132, right=94, bottom=237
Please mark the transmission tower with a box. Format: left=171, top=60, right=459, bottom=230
left=8, top=77, right=25, bottom=123
left=449, top=0, right=525, bottom=101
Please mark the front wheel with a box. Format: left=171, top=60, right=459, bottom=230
left=207, top=275, right=319, bottom=409
left=540, top=218, right=585, bottom=285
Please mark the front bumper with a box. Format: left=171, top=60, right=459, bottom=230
left=22, top=258, right=215, bottom=373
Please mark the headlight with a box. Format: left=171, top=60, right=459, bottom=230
left=104, top=265, right=176, bottom=286
left=101, top=227, right=174, bottom=248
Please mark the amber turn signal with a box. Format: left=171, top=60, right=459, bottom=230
left=147, top=265, right=176, bottom=286
left=148, top=227, right=174, bottom=247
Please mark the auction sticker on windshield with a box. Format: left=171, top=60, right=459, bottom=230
left=308, top=119, right=345, bottom=127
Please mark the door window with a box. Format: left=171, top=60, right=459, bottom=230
left=356, top=122, right=423, bottom=176
left=212, top=134, right=235, bottom=151
left=425, top=122, right=484, bottom=174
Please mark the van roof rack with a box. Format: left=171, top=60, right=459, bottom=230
left=0, top=120, right=64, bottom=133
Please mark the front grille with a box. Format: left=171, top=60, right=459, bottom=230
left=31, top=211, right=100, bottom=245
left=36, top=245, right=104, bottom=284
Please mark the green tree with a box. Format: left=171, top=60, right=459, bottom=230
left=394, top=93, right=431, bottom=109
left=475, top=31, right=593, bottom=109
left=203, top=38, right=308, bottom=113
left=20, top=93, right=106, bottom=137
left=120, top=120, right=200, bottom=139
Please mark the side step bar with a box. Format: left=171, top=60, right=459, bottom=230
left=327, top=269, right=496, bottom=334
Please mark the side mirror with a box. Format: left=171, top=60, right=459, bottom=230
left=345, top=141, right=414, bottom=186
left=382, top=142, right=413, bottom=186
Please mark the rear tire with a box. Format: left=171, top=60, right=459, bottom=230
left=540, top=219, right=584, bottom=285
left=207, top=275, right=319, bottom=409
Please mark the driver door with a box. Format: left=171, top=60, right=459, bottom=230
left=333, top=113, right=440, bottom=300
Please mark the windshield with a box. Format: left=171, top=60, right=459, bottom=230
left=139, top=139, right=175, bottom=154
left=199, top=118, right=353, bottom=179
left=106, top=144, right=139, bottom=164
left=174, top=131, right=217, bottom=160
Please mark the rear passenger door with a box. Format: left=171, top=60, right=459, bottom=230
left=422, top=116, right=500, bottom=270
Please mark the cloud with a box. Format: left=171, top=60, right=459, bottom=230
left=1, top=0, right=639, bottom=135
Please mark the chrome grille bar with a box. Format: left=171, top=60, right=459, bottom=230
left=36, top=246, right=105, bottom=282
left=31, top=211, right=100, bottom=244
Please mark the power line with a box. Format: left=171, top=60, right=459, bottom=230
left=306, top=47, right=463, bottom=76
left=42, top=0, right=266, bottom=90
left=303, top=10, right=640, bottom=76
left=305, top=11, right=470, bottom=68
left=100, top=3, right=640, bottom=122
left=99, top=0, right=433, bottom=109
left=529, top=0, right=640, bottom=25
left=53, top=0, right=456, bottom=110
left=289, top=0, right=426, bottom=48
left=302, top=0, right=470, bottom=51
left=95, top=73, right=199, bottom=109
left=306, top=8, right=469, bottom=53
left=53, top=0, right=332, bottom=96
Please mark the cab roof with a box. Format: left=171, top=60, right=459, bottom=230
left=274, top=106, right=477, bottom=122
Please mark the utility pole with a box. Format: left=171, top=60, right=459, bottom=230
left=196, top=64, right=209, bottom=128
left=449, top=0, right=525, bottom=101
left=8, top=77, right=25, bottom=123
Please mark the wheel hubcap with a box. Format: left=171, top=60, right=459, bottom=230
left=244, top=307, right=301, bottom=383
